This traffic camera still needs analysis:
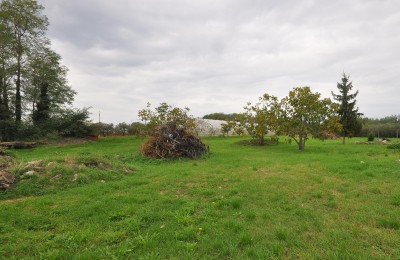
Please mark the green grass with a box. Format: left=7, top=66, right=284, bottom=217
left=1, top=136, right=400, bottom=259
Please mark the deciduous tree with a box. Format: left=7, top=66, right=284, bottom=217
left=138, top=102, right=196, bottom=135
left=240, top=94, right=280, bottom=145
left=280, top=87, right=340, bottom=151
left=0, top=0, right=49, bottom=122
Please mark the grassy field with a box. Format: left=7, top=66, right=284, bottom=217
left=1, top=136, right=399, bottom=259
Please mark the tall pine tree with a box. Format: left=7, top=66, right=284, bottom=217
left=332, top=73, right=362, bottom=144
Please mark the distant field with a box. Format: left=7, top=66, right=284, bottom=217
left=1, top=136, right=399, bottom=259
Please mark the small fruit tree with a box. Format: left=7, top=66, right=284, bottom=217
left=279, top=87, right=341, bottom=151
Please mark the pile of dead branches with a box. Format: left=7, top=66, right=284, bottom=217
left=141, top=123, right=208, bottom=159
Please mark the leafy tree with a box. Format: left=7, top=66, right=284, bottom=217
left=98, top=123, right=114, bottom=136
left=26, top=47, right=75, bottom=117
left=360, top=115, right=400, bottom=138
left=138, top=102, right=196, bottom=135
left=0, top=0, right=49, bottom=122
left=220, top=122, right=232, bottom=136
left=0, top=9, right=13, bottom=131
left=221, top=120, right=245, bottom=136
left=240, top=94, right=280, bottom=145
left=202, top=112, right=240, bottom=121
left=280, top=87, right=340, bottom=151
left=332, top=73, right=362, bottom=143
left=0, top=1, right=77, bottom=141
left=115, top=122, right=129, bottom=136
left=51, top=108, right=92, bottom=137
left=128, top=122, right=145, bottom=136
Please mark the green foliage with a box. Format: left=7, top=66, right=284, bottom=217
left=240, top=93, right=280, bottom=145
left=202, top=112, right=240, bottom=121
left=0, top=0, right=76, bottom=141
left=387, top=143, right=400, bottom=149
left=361, top=115, right=400, bottom=138
left=0, top=108, right=92, bottom=141
left=138, top=102, right=196, bottom=135
left=332, top=73, right=362, bottom=143
left=32, top=82, right=50, bottom=123
left=220, top=122, right=233, bottom=136
left=115, top=122, right=129, bottom=136
left=280, top=87, right=340, bottom=150
left=368, top=132, right=375, bottom=142
left=0, top=0, right=49, bottom=122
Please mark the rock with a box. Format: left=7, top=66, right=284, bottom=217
left=0, top=171, right=15, bottom=190
left=24, top=170, right=36, bottom=176
left=47, top=162, right=57, bottom=167
left=71, top=174, right=78, bottom=182
left=24, top=160, right=43, bottom=169
left=122, top=167, right=134, bottom=174
left=51, top=174, right=62, bottom=181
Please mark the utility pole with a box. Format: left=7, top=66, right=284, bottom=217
left=99, top=111, right=101, bottom=124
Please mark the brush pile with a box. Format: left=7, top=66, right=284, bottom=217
left=141, top=123, right=208, bottom=159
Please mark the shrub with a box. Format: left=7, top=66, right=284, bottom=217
left=368, top=132, right=375, bottom=142
left=387, top=143, right=400, bottom=150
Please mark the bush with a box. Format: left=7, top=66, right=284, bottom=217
left=368, top=132, right=375, bottom=142
left=387, top=143, right=400, bottom=150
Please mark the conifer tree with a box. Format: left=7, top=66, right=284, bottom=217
left=332, top=73, right=362, bottom=144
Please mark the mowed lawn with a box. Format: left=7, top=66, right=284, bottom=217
left=0, top=136, right=399, bottom=259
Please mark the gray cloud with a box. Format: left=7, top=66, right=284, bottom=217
left=39, top=0, right=400, bottom=123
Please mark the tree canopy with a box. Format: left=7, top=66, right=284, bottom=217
left=240, top=94, right=280, bottom=145
left=280, top=87, right=341, bottom=151
left=0, top=0, right=78, bottom=140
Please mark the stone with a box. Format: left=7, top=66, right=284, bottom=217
left=0, top=171, right=15, bottom=190
left=71, top=174, right=78, bottom=182
left=47, top=162, right=57, bottom=167
left=24, top=160, right=43, bottom=169
left=24, top=170, right=36, bottom=176
left=51, top=174, right=62, bottom=181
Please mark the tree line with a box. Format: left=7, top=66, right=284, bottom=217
left=360, top=115, right=400, bottom=139
left=135, top=74, right=361, bottom=151
left=214, top=74, right=360, bottom=150
left=0, top=0, right=90, bottom=141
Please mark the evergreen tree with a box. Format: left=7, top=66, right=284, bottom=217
left=331, top=73, right=362, bottom=144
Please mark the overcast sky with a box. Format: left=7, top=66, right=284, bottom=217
left=38, top=0, right=400, bottom=124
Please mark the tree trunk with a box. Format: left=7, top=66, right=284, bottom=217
left=2, top=77, right=9, bottom=114
left=259, top=135, right=265, bottom=146
left=15, top=55, right=22, bottom=122
left=299, top=135, right=304, bottom=151
left=342, top=133, right=346, bottom=144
